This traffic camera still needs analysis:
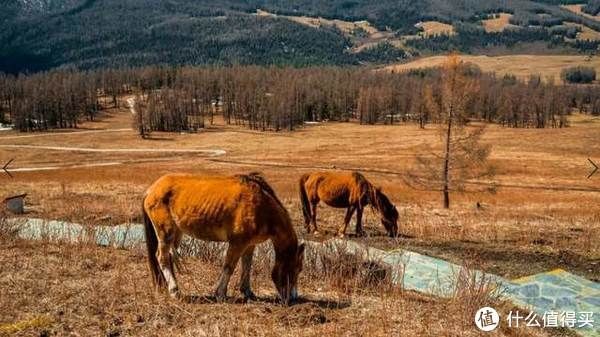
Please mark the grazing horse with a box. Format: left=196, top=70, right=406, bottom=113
left=143, top=172, right=305, bottom=304
left=299, top=171, right=399, bottom=237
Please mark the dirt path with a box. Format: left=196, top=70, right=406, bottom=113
left=0, top=144, right=226, bottom=172
left=0, top=144, right=225, bottom=155
left=0, top=128, right=131, bottom=140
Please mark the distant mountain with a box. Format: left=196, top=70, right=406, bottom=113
left=14, top=0, right=81, bottom=13
left=2, top=0, right=600, bottom=73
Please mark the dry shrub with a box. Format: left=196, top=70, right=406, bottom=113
left=0, top=208, right=17, bottom=242
left=304, top=241, right=394, bottom=295
left=448, top=260, right=505, bottom=328
left=178, top=238, right=226, bottom=265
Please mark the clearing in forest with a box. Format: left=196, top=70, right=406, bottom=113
left=384, top=54, right=600, bottom=81
left=482, top=13, right=516, bottom=33
left=562, top=4, right=600, bottom=22
left=414, top=21, right=455, bottom=37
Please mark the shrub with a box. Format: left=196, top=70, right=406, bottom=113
left=561, top=66, right=597, bottom=84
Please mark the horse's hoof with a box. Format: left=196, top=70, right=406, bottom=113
left=241, top=289, right=257, bottom=301
left=168, top=288, right=180, bottom=299
left=313, top=230, right=321, bottom=236
left=214, top=290, right=227, bottom=302
left=356, top=231, right=366, bottom=237
left=337, top=232, right=345, bottom=238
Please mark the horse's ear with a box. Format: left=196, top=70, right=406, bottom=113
left=376, top=186, right=382, bottom=192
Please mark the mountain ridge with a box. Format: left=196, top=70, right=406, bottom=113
left=3, top=0, right=600, bottom=73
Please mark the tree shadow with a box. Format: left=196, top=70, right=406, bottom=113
left=181, top=294, right=351, bottom=309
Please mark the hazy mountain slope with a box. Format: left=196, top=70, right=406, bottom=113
left=1, top=0, right=354, bottom=73
left=2, top=0, right=600, bottom=73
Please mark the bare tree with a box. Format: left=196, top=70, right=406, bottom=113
left=409, top=55, right=495, bottom=208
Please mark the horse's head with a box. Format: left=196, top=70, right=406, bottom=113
left=272, top=243, right=305, bottom=305
left=374, top=188, right=399, bottom=237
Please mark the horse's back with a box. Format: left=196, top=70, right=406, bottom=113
left=305, top=172, right=366, bottom=207
left=144, top=173, right=279, bottom=242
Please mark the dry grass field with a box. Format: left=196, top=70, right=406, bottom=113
left=0, top=100, right=598, bottom=280
left=383, top=54, right=600, bottom=81
left=482, top=13, right=515, bottom=33
left=0, top=236, right=560, bottom=337
left=415, top=21, right=456, bottom=37
left=564, top=22, right=600, bottom=41
left=255, top=9, right=405, bottom=53
left=0, top=97, right=598, bottom=336
left=256, top=9, right=379, bottom=36
left=562, top=4, right=600, bottom=22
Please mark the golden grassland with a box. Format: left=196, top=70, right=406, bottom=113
left=482, top=13, right=515, bottom=33
left=0, top=100, right=597, bottom=336
left=564, top=22, right=600, bottom=41
left=256, top=9, right=405, bottom=53
left=415, top=21, right=456, bottom=37
left=254, top=10, right=455, bottom=53
left=0, top=237, right=562, bottom=337
left=256, top=9, right=379, bottom=36
left=0, top=102, right=598, bottom=282
left=384, top=54, right=600, bottom=81
left=562, top=4, right=600, bottom=22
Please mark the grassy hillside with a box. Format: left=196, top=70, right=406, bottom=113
left=383, top=54, right=600, bottom=81
left=4, top=0, right=600, bottom=73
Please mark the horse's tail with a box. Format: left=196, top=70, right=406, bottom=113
left=299, top=173, right=311, bottom=225
left=142, top=196, right=166, bottom=289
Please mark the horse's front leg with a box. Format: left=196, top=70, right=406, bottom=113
left=355, top=206, right=366, bottom=237
left=239, top=245, right=257, bottom=301
left=338, top=206, right=356, bottom=238
left=215, top=243, right=244, bottom=301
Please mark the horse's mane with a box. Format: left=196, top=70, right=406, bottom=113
left=236, top=172, right=287, bottom=210
left=351, top=172, right=371, bottom=190
left=352, top=171, right=396, bottom=219
left=351, top=172, right=378, bottom=212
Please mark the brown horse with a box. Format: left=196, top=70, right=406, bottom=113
left=299, top=171, right=398, bottom=237
left=143, top=172, right=305, bottom=304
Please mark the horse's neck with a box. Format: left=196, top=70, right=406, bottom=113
left=366, top=184, right=379, bottom=211
left=271, top=226, right=298, bottom=257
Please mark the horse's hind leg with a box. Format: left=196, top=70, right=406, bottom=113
left=338, top=206, right=356, bottom=238
left=157, top=231, right=181, bottom=298
left=215, top=242, right=245, bottom=301
left=310, top=201, right=320, bottom=235
left=239, top=245, right=257, bottom=301
left=150, top=204, right=182, bottom=298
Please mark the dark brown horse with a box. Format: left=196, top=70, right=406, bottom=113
left=299, top=171, right=398, bottom=237
left=143, top=172, right=305, bottom=304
